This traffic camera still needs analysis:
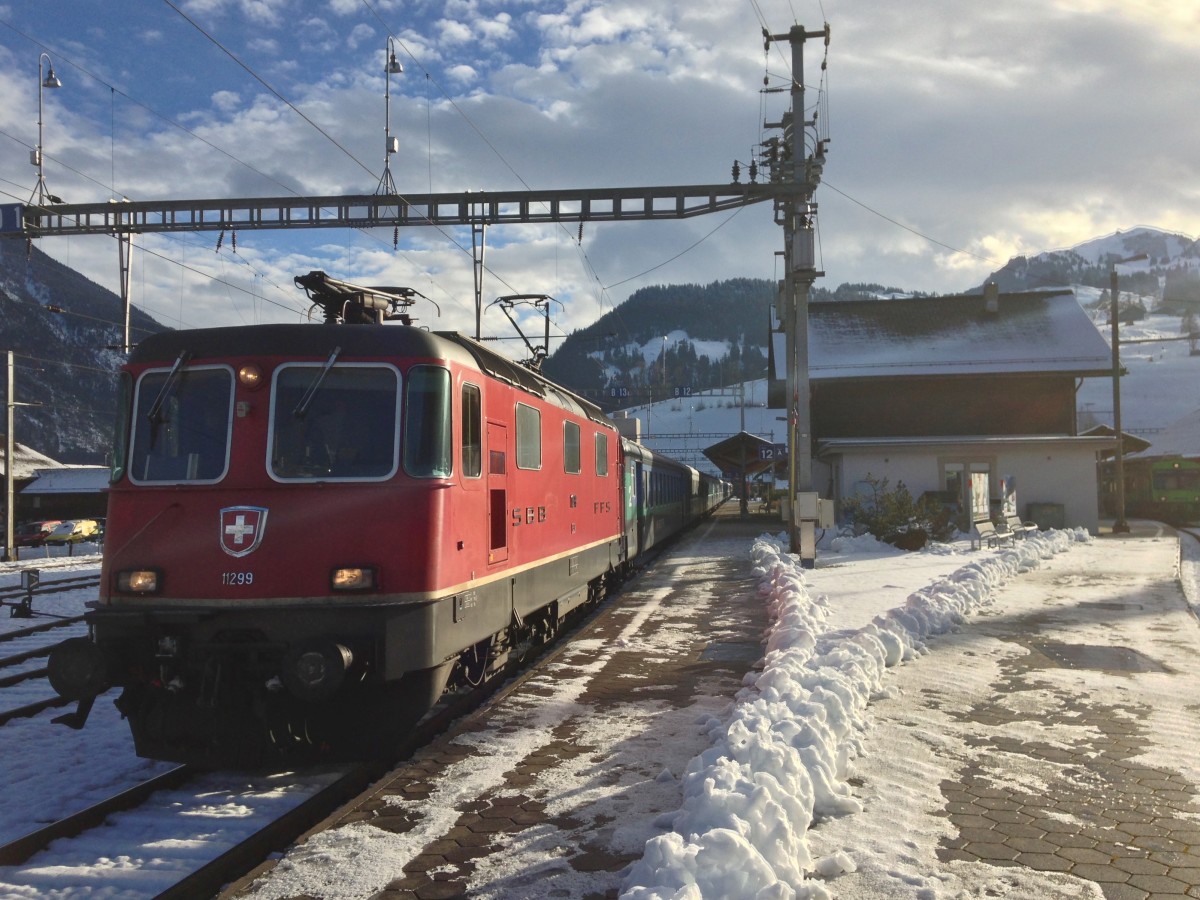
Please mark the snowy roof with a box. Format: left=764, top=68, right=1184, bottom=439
left=772, top=290, right=1114, bottom=380
left=0, top=441, right=63, bottom=480
left=21, top=466, right=109, bottom=495
left=1127, top=407, right=1200, bottom=460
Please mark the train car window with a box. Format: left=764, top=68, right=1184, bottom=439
left=403, top=366, right=453, bottom=478
left=595, top=432, right=608, bottom=476
left=270, top=364, right=400, bottom=480
left=129, top=365, right=233, bottom=484
left=516, top=403, right=542, bottom=470
left=110, top=372, right=132, bottom=483
left=564, top=421, right=581, bottom=474
left=1153, top=469, right=1200, bottom=491
left=462, top=383, right=482, bottom=478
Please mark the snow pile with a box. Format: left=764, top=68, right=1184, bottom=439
left=620, top=529, right=1088, bottom=900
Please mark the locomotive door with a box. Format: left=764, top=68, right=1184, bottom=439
left=487, top=422, right=509, bottom=564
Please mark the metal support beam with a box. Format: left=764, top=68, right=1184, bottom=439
left=4, top=351, right=13, bottom=562
left=4, top=183, right=795, bottom=240
left=472, top=216, right=486, bottom=341
left=118, top=231, right=133, bottom=352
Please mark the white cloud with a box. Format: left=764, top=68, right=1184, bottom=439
left=2, top=0, right=1199, bottom=337
left=347, top=23, right=376, bottom=50
left=446, top=64, right=478, bottom=84
left=210, top=90, right=242, bottom=113
left=436, top=18, right=474, bottom=44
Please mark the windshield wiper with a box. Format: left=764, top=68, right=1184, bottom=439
left=292, top=346, right=341, bottom=419
left=145, top=351, right=190, bottom=447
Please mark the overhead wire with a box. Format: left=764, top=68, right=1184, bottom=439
left=0, top=15, right=460, bottom=323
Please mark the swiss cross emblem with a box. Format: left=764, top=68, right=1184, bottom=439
left=220, top=506, right=268, bottom=557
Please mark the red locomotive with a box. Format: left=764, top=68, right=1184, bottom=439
left=49, top=272, right=727, bottom=767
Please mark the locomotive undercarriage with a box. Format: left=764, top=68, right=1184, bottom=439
left=50, top=558, right=621, bottom=768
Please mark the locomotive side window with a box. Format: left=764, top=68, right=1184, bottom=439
left=270, top=364, right=400, bottom=480
left=595, top=432, right=609, bottom=476
left=404, top=366, right=453, bottom=478
left=129, top=365, right=233, bottom=484
left=462, top=383, right=482, bottom=478
left=516, top=403, right=542, bottom=470
left=110, top=372, right=133, bottom=483
left=563, top=421, right=581, bottom=474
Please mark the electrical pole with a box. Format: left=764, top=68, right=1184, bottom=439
left=765, top=23, right=828, bottom=565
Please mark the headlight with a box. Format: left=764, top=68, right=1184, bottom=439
left=117, top=569, right=160, bottom=593
left=331, top=566, right=376, bottom=591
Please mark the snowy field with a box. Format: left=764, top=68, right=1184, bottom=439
left=0, top=527, right=1195, bottom=898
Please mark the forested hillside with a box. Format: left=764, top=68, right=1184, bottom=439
left=541, top=278, right=919, bottom=409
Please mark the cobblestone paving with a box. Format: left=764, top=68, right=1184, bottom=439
left=936, top=562, right=1200, bottom=899
left=317, top=514, right=772, bottom=900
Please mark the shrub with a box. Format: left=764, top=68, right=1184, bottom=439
left=840, top=474, right=954, bottom=549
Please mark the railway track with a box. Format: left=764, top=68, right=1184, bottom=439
left=0, top=540, right=689, bottom=896
left=0, top=599, right=601, bottom=898
left=0, top=573, right=99, bottom=725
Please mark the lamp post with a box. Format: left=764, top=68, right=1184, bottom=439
left=30, top=52, right=63, bottom=207
left=376, top=37, right=404, bottom=195
left=1109, top=252, right=1148, bottom=534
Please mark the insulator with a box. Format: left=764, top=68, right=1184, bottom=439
left=749, top=161, right=758, bottom=183
left=216, top=229, right=224, bottom=252
left=393, top=225, right=399, bottom=249
left=231, top=229, right=237, bottom=252
left=578, top=220, right=584, bottom=243
left=731, top=161, right=740, bottom=183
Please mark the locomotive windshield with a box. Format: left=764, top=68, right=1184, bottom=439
left=270, top=363, right=400, bottom=480
left=128, top=365, right=234, bottom=483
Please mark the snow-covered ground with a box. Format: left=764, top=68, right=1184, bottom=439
left=0, top=525, right=1193, bottom=898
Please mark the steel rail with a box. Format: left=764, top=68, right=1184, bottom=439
left=0, top=765, right=194, bottom=866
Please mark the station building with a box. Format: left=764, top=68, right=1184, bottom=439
left=769, top=287, right=1116, bottom=533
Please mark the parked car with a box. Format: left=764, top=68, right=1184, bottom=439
left=13, top=520, right=62, bottom=548
left=44, top=519, right=101, bottom=544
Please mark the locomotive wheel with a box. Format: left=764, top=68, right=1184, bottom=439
left=265, top=663, right=456, bottom=762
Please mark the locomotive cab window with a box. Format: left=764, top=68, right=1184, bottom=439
left=111, top=372, right=133, bottom=483
left=462, top=383, right=482, bottom=478
left=270, top=363, right=400, bottom=481
left=128, top=365, right=234, bottom=484
left=404, top=366, right=453, bottom=478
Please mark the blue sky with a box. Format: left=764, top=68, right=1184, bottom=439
left=0, top=0, right=1197, bottom=343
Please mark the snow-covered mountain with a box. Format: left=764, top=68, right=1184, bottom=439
left=3, top=225, right=1196, bottom=468
left=0, top=239, right=167, bottom=464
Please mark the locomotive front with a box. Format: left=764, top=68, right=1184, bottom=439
left=49, top=321, right=478, bottom=767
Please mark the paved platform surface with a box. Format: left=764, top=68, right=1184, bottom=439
left=932, top=522, right=1200, bottom=900
left=229, top=513, right=1200, bottom=899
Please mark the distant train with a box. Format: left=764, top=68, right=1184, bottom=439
left=1102, top=456, right=1200, bottom=525
left=48, top=272, right=728, bottom=767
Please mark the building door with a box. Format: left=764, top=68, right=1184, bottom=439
left=942, top=459, right=993, bottom=528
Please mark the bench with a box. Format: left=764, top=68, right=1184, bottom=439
left=1002, top=514, right=1038, bottom=539
left=971, top=518, right=1014, bottom=550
